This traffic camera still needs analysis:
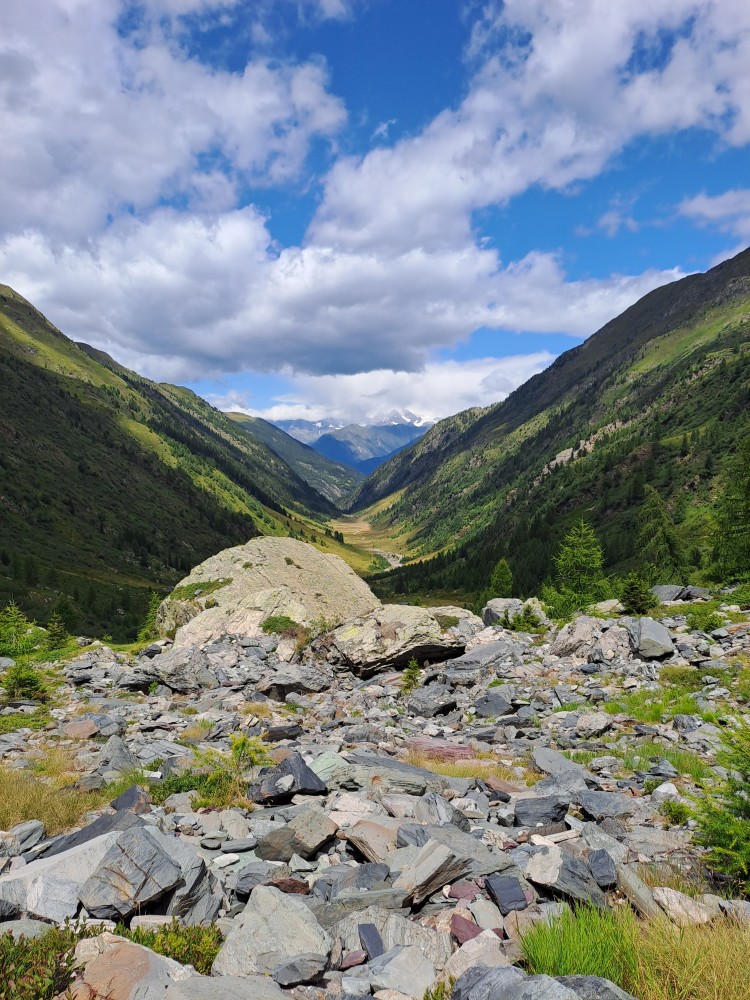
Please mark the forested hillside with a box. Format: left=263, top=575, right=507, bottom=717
left=0, top=287, right=337, bottom=638
left=359, top=248, right=750, bottom=602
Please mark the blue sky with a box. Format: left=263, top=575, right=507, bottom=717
left=2, top=0, right=750, bottom=422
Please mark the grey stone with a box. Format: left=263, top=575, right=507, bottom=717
left=485, top=872, right=536, bottom=915
left=212, top=885, right=332, bottom=977
left=577, top=792, right=636, bottom=822
left=272, top=953, right=328, bottom=985
left=256, top=808, right=337, bottom=861
left=483, top=599, right=523, bottom=626
left=514, top=795, right=570, bottom=828
left=393, top=838, right=472, bottom=905
left=368, top=944, right=436, bottom=997
left=557, top=977, right=637, bottom=1000
left=0, top=820, right=46, bottom=857
left=330, top=905, right=452, bottom=971
left=79, top=827, right=183, bottom=919
left=474, top=690, right=513, bottom=718
left=453, top=965, right=582, bottom=1000
left=359, top=922, right=385, bottom=959
left=165, top=977, right=288, bottom=1000
left=588, top=849, right=617, bottom=889
left=524, top=846, right=605, bottom=908
left=0, top=832, right=120, bottom=922
left=248, top=752, right=328, bottom=804
left=625, top=617, right=674, bottom=659
left=407, top=682, right=457, bottom=718
left=651, top=585, right=685, bottom=602
left=0, top=917, right=53, bottom=940
left=325, top=604, right=465, bottom=677
left=257, top=662, right=334, bottom=701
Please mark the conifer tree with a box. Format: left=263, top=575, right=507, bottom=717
left=714, top=436, right=750, bottom=580
left=554, top=519, right=605, bottom=599
left=489, top=558, right=513, bottom=598
left=638, top=485, right=683, bottom=581
left=44, top=612, right=69, bottom=651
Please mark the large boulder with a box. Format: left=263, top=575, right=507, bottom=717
left=158, top=538, right=380, bottom=646
left=212, top=885, right=332, bottom=977
left=624, top=617, right=674, bottom=659
left=323, top=604, right=466, bottom=677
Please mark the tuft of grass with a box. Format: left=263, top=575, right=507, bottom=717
left=0, top=709, right=52, bottom=734
left=637, top=862, right=717, bottom=899
left=0, top=767, right=105, bottom=836
left=522, top=905, right=750, bottom=1000
left=180, top=718, right=214, bottom=741
left=604, top=688, right=712, bottom=724
left=170, top=578, right=231, bottom=602
left=242, top=700, right=273, bottom=719
left=117, top=919, right=222, bottom=975
left=402, top=749, right=521, bottom=783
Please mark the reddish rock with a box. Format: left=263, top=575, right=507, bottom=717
left=450, top=913, right=482, bottom=944
left=63, top=719, right=99, bottom=739
left=448, top=881, right=481, bottom=901
left=340, top=949, right=368, bottom=969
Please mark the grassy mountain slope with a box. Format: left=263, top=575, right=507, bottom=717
left=356, top=248, right=750, bottom=601
left=226, top=412, right=362, bottom=503
left=0, top=286, right=336, bottom=638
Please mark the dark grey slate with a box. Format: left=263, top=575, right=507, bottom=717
left=514, top=795, right=570, bottom=828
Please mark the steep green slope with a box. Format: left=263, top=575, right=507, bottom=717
left=358, top=248, right=750, bottom=601
left=0, top=286, right=335, bottom=638
left=226, top=412, right=362, bottom=503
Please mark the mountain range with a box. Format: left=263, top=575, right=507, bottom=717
left=2, top=246, right=749, bottom=637
left=274, top=411, right=431, bottom=473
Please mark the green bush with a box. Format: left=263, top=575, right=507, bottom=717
left=260, top=614, right=299, bottom=634
left=620, top=573, right=659, bottom=615
left=661, top=799, right=691, bottom=826
left=400, top=657, right=421, bottom=697
left=694, top=717, right=750, bottom=892
left=0, top=919, right=223, bottom=999
left=43, top=612, right=69, bottom=652
left=1, top=662, right=45, bottom=701
left=685, top=607, right=724, bottom=633
left=137, top=591, right=162, bottom=642
left=0, top=601, right=41, bottom=657
left=501, top=605, right=543, bottom=632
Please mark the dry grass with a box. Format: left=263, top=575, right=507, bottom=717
left=28, top=747, right=79, bottom=785
left=638, top=861, right=717, bottom=899
left=180, top=718, right=214, bottom=741
left=522, top=904, right=750, bottom=1000
left=402, top=749, right=522, bottom=784
left=241, top=701, right=273, bottom=719
left=0, top=766, right=104, bottom=836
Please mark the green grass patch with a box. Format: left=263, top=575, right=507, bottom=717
left=169, top=578, right=231, bottom=602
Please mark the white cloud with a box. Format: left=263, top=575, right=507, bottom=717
left=312, top=0, right=750, bottom=256
left=679, top=189, right=750, bottom=240
left=210, top=352, right=559, bottom=424
left=0, top=0, right=735, bottom=414
left=0, top=0, right=345, bottom=243
left=0, top=212, right=683, bottom=380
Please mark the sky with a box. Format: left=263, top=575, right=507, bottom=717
left=2, top=1, right=750, bottom=425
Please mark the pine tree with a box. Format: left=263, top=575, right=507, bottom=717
left=620, top=572, right=658, bottom=616
left=554, top=519, right=605, bottom=600
left=44, top=612, right=69, bottom=651
left=714, top=436, right=750, bottom=580
left=489, top=558, right=513, bottom=598
left=638, top=485, right=683, bottom=582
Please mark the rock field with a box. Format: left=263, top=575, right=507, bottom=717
left=2, top=540, right=750, bottom=1000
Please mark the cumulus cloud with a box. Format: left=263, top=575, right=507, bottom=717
left=0, top=0, right=345, bottom=243
left=0, top=214, right=683, bottom=380
left=679, top=189, right=750, bottom=240
left=0, top=0, right=739, bottom=413
left=312, top=0, right=750, bottom=256
left=209, top=352, right=558, bottom=424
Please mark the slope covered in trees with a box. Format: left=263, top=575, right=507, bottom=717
left=359, top=248, right=750, bottom=603
left=0, top=286, right=339, bottom=638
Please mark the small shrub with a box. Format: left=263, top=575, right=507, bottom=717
left=686, top=608, right=724, bottom=633
left=261, top=615, right=299, bottom=635
left=660, top=799, right=690, bottom=826
left=400, top=657, right=421, bottom=696
left=424, top=978, right=455, bottom=1000
left=694, top=716, right=750, bottom=892
left=0, top=601, right=41, bottom=657
left=117, top=919, right=222, bottom=975
left=501, top=606, right=542, bottom=632
left=1, top=663, right=45, bottom=701
left=434, top=614, right=460, bottom=630
left=43, top=612, right=69, bottom=652
left=170, top=579, right=230, bottom=602
left=137, top=591, right=162, bottom=642
left=620, top=573, right=659, bottom=615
